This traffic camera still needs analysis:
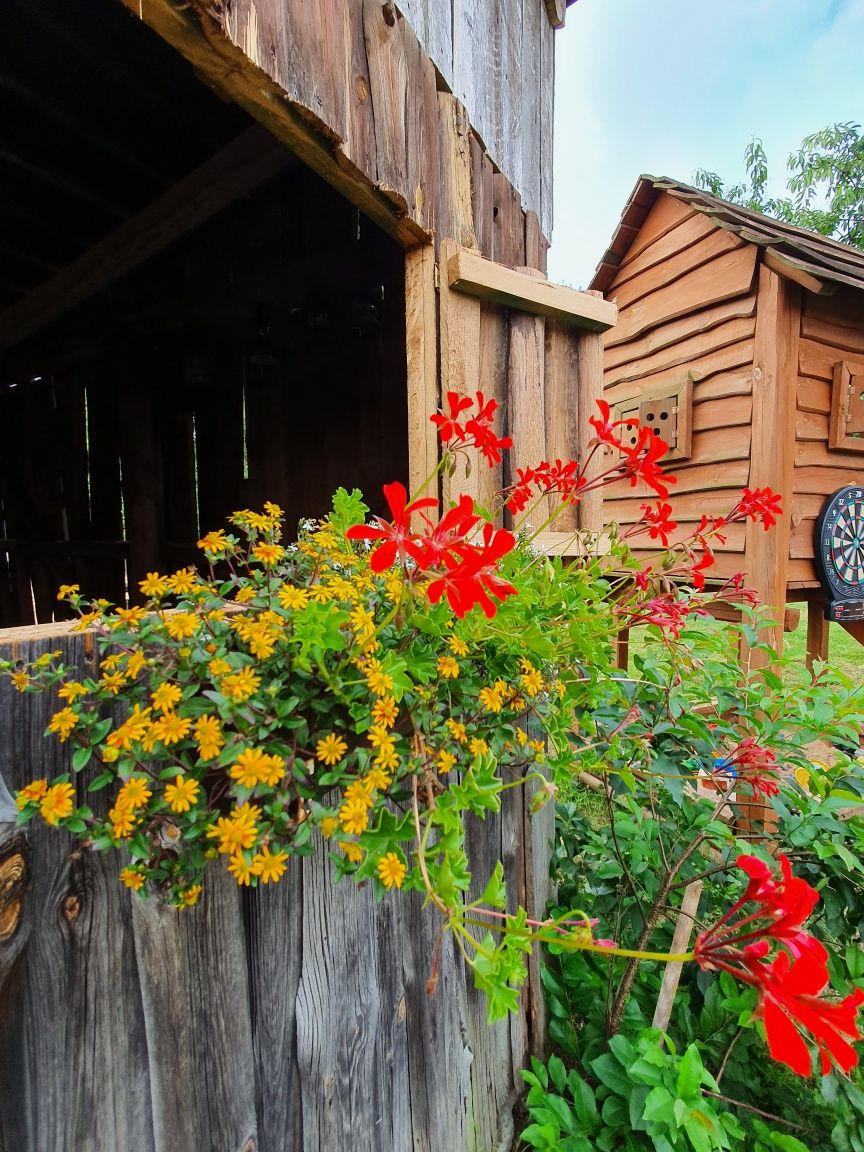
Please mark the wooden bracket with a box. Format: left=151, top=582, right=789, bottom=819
left=830, top=360, right=864, bottom=452
left=544, top=0, right=567, bottom=29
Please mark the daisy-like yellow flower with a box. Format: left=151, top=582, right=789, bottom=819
left=519, top=659, right=544, bottom=697
left=178, top=885, right=203, bottom=907
left=228, top=852, right=255, bottom=886
left=232, top=586, right=256, bottom=605
left=220, top=667, right=261, bottom=702
left=126, top=651, right=147, bottom=679
left=168, top=568, right=199, bottom=595
left=246, top=624, right=278, bottom=660
left=478, top=686, right=504, bottom=714
left=316, top=733, right=348, bottom=766
left=446, top=719, right=468, bottom=744
left=109, top=804, right=138, bottom=839
left=164, top=775, right=200, bottom=813
left=208, top=657, right=232, bottom=679
left=58, top=680, right=88, bottom=703
left=151, top=682, right=182, bottom=713
left=252, top=845, right=289, bottom=884
left=366, top=724, right=395, bottom=750
left=40, top=782, right=76, bottom=825
left=139, top=572, right=169, bottom=598
left=373, top=745, right=399, bottom=772
left=343, top=780, right=374, bottom=806
left=437, top=655, right=460, bottom=679
left=320, top=816, right=339, bottom=838
left=150, top=712, right=192, bottom=746
left=111, top=606, right=147, bottom=630
left=206, top=804, right=261, bottom=854
left=229, top=747, right=270, bottom=789
left=194, top=714, right=224, bottom=761
left=516, top=728, right=529, bottom=747
left=102, top=654, right=123, bottom=671
left=264, top=501, right=283, bottom=521
left=48, top=707, right=79, bottom=742
left=371, top=696, right=398, bottom=729
left=259, top=755, right=285, bottom=787
left=364, top=766, right=392, bottom=792
left=339, top=797, right=370, bottom=836
left=16, top=779, right=48, bottom=809
left=364, top=660, right=393, bottom=698
left=469, top=737, right=489, bottom=757
left=118, top=776, right=152, bottom=809
left=198, top=529, right=231, bottom=556
left=339, top=840, right=363, bottom=863
left=120, top=868, right=146, bottom=891
left=10, top=670, right=29, bottom=692
left=57, top=583, right=80, bottom=600
left=277, top=584, right=309, bottom=611
left=251, top=542, right=285, bottom=568
left=107, top=705, right=152, bottom=752
left=377, top=852, right=407, bottom=890
left=349, top=604, right=376, bottom=644
left=72, top=610, right=102, bottom=632
left=99, top=671, right=127, bottom=695
left=101, top=746, right=120, bottom=763
left=164, top=612, right=199, bottom=641
left=448, top=635, right=470, bottom=657
left=436, top=749, right=457, bottom=775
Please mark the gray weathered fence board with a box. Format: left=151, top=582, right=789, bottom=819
left=0, top=633, right=552, bottom=1151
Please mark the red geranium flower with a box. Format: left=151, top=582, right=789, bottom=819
left=345, top=482, right=437, bottom=572
left=729, top=487, right=783, bottom=530
left=427, top=523, right=517, bottom=618
left=619, top=427, right=675, bottom=500
left=430, top=390, right=512, bottom=467
left=429, top=391, right=473, bottom=443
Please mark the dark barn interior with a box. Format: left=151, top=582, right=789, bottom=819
left=0, top=0, right=408, bottom=628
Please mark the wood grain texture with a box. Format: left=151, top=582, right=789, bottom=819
left=406, top=245, right=440, bottom=501
left=608, top=228, right=744, bottom=313
left=508, top=268, right=548, bottom=520
left=603, top=294, right=757, bottom=373
left=0, top=632, right=553, bottom=1150
left=604, top=315, right=756, bottom=390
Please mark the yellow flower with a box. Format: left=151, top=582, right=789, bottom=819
left=366, top=724, right=394, bottom=750
left=151, top=682, right=182, bottom=713
left=228, top=852, right=255, bottom=886
left=251, top=543, right=285, bottom=567
left=364, top=766, right=392, bottom=792
left=126, top=651, right=147, bottom=679
left=139, top=572, right=169, bottom=598
left=277, top=584, right=310, bottom=611
left=194, top=714, right=224, bottom=761
left=16, top=779, right=48, bottom=809
left=339, top=840, right=363, bottom=863
left=478, top=687, right=504, bottom=714
left=178, top=885, right=203, bottom=907
left=519, top=659, right=544, bottom=697
left=164, top=775, right=200, bottom=813
left=469, top=737, right=489, bottom=757
left=57, top=681, right=87, bottom=700
left=364, top=661, right=393, bottom=697
left=234, top=586, right=257, bottom=605
left=109, top=804, right=138, bottom=839
left=264, top=501, right=283, bottom=521
left=350, top=605, right=376, bottom=644
left=220, top=667, right=261, bottom=702
left=229, top=747, right=270, bottom=789
left=107, top=705, right=152, bottom=752
left=373, top=745, right=399, bottom=772
left=208, top=657, right=232, bottom=679
left=246, top=624, right=279, bottom=660
left=339, top=797, right=370, bottom=836
left=377, top=852, right=407, bottom=889
left=120, top=868, right=146, bottom=891
left=516, top=728, right=529, bottom=747
left=252, top=845, right=289, bottom=884
left=343, top=780, right=374, bottom=807
left=118, top=776, right=152, bottom=809
left=72, top=610, right=102, bottom=632
left=437, top=655, right=460, bottom=679
left=102, top=654, right=123, bottom=671
left=48, top=707, right=79, bottom=742
left=320, top=816, right=339, bottom=838
left=448, top=635, right=470, bottom=657
left=316, top=733, right=348, bottom=766
left=436, top=749, right=456, bottom=775
left=164, top=612, right=199, bottom=641
left=198, top=529, right=231, bottom=556
left=150, top=712, right=193, bottom=746
left=168, top=568, right=199, bottom=595
left=260, top=755, right=285, bottom=787
left=371, top=696, right=398, bottom=729
left=99, top=671, right=127, bottom=695
left=111, top=606, right=147, bottom=630
left=206, top=804, right=261, bottom=854
left=101, top=746, right=120, bottom=763
left=57, top=583, right=80, bottom=600
left=10, top=670, right=29, bottom=692
left=446, top=719, right=468, bottom=744
left=40, top=783, right=75, bottom=825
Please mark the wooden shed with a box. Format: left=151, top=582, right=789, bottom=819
left=590, top=175, right=864, bottom=662
left=0, top=3, right=614, bottom=1151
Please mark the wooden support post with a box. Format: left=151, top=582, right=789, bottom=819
left=615, top=627, right=630, bottom=672
left=806, top=599, right=830, bottom=673
left=508, top=268, right=548, bottom=521
left=405, top=245, right=439, bottom=502
left=652, top=880, right=703, bottom=1034
left=576, top=312, right=606, bottom=534
left=742, top=267, right=799, bottom=668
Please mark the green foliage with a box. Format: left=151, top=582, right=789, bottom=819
left=694, top=123, right=864, bottom=249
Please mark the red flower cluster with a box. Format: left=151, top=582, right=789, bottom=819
left=721, top=737, right=781, bottom=797
left=505, top=459, right=585, bottom=515
left=430, top=390, right=513, bottom=467
left=730, top=486, right=784, bottom=531
left=346, top=483, right=517, bottom=618
left=695, top=855, right=864, bottom=1076
left=638, top=501, right=677, bottom=547
left=589, top=400, right=676, bottom=500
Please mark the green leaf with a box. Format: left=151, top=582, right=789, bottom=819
left=72, top=745, right=93, bottom=772
left=590, top=1054, right=633, bottom=1098
left=87, top=770, right=115, bottom=792
left=676, top=1043, right=704, bottom=1099
left=330, top=487, right=369, bottom=535
left=547, top=1054, right=567, bottom=1094
left=479, top=860, right=506, bottom=910
left=642, top=1085, right=675, bottom=1125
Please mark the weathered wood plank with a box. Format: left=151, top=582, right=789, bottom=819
left=440, top=238, right=483, bottom=510
left=508, top=269, right=548, bottom=519
left=799, top=339, right=863, bottom=382
left=544, top=321, right=580, bottom=532
left=694, top=368, right=754, bottom=404
left=519, top=0, right=542, bottom=230
left=603, top=294, right=757, bottom=373
left=608, top=229, right=746, bottom=313
left=692, top=395, right=753, bottom=432
left=621, top=195, right=695, bottom=267
left=609, top=211, right=721, bottom=290
left=797, top=377, right=832, bottom=414
left=478, top=300, right=510, bottom=512
left=538, top=0, right=555, bottom=240
left=405, top=245, right=440, bottom=501
left=604, top=315, right=756, bottom=389
left=604, top=339, right=755, bottom=404
left=606, top=247, right=758, bottom=349
left=437, top=95, right=476, bottom=251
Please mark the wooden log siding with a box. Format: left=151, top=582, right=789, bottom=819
left=791, top=287, right=864, bottom=582
left=0, top=632, right=553, bottom=1152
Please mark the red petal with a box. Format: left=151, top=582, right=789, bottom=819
left=762, top=997, right=813, bottom=1076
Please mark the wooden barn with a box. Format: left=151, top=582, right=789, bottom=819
left=591, top=175, right=864, bottom=662
left=0, top=3, right=614, bottom=1151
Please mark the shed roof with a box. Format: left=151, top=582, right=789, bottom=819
left=589, top=174, right=864, bottom=298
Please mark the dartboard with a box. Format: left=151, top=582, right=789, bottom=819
left=815, top=486, right=864, bottom=622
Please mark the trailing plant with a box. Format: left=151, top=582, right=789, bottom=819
left=3, top=391, right=863, bottom=1089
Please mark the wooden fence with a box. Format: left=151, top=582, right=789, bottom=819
left=0, top=629, right=553, bottom=1152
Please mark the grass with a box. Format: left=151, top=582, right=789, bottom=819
left=783, top=608, right=864, bottom=682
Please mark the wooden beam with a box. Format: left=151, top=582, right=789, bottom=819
left=120, top=0, right=426, bottom=249
left=447, top=246, right=618, bottom=332
left=405, top=245, right=439, bottom=501
left=544, top=0, right=567, bottom=30
left=840, top=619, right=864, bottom=647
left=807, top=599, right=830, bottom=671
left=764, top=248, right=832, bottom=297
left=0, top=127, right=292, bottom=352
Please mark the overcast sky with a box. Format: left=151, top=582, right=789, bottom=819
left=548, top=0, right=864, bottom=287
